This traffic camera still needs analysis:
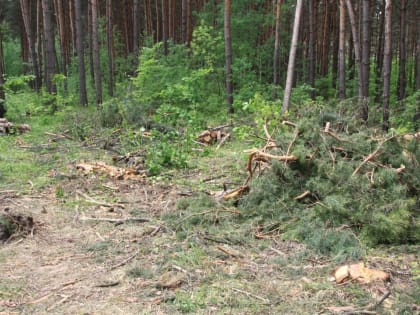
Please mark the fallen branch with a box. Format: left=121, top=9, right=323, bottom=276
left=282, top=120, right=297, bottom=128
left=216, top=132, right=231, bottom=150
left=75, top=190, right=124, bottom=209
left=216, top=245, right=243, bottom=258
left=79, top=217, right=150, bottom=224
left=232, top=288, right=270, bottom=304
left=28, top=279, right=80, bottom=304
left=294, top=190, right=311, bottom=200
left=109, top=251, right=139, bottom=270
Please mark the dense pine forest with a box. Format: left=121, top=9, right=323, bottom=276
left=0, top=1, right=419, bottom=314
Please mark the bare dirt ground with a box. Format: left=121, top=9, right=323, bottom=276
left=0, top=173, right=182, bottom=314
left=1, top=163, right=419, bottom=314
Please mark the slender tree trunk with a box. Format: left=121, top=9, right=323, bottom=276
left=0, top=28, right=6, bottom=118
left=397, top=0, right=406, bottom=101
left=162, top=0, right=168, bottom=55
left=106, top=0, right=115, bottom=96
left=338, top=0, right=346, bottom=100
left=320, top=0, right=330, bottom=76
left=91, top=0, right=102, bottom=105
left=332, top=4, right=339, bottom=89
left=415, top=7, right=420, bottom=130
left=224, top=0, right=233, bottom=113
left=53, top=0, right=68, bottom=92
left=187, top=0, right=192, bottom=43
left=374, top=0, right=385, bottom=103
left=308, top=0, right=315, bottom=99
left=87, top=1, right=95, bottom=86
left=182, top=0, right=187, bottom=44
left=282, top=0, right=303, bottom=115
left=42, top=0, right=57, bottom=94
left=36, top=0, right=43, bottom=87
left=273, top=0, right=282, bottom=100
left=382, top=0, right=392, bottom=132
left=133, top=0, right=140, bottom=63
left=20, top=0, right=41, bottom=91
left=75, top=0, right=87, bottom=106
left=345, top=0, right=364, bottom=108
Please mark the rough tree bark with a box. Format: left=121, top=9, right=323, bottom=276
left=361, top=0, right=371, bottom=121
left=382, top=0, right=392, bottom=132
left=0, top=26, right=6, bottom=118
left=273, top=0, right=283, bottom=100
left=338, top=0, right=346, bottom=100
left=345, top=0, right=364, bottom=111
left=397, top=0, right=406, bottom=101
left=20, top=0, right=41, bottom=91
left=106, top=0, right=115, bottom=96
left=53, top=0, right=68, bottom=92
left=133, top=0, right=140, bottom=63
left=308, top=0, right=315, bottom=100
left=224, top=0, right=233, bottom=113
left=74, top=0, right=87, bottom=106
left=182, top=0, right=187, bottom=44
left=281, top=0, right=303, bottom=115
left=42, top=0, right=57, bottom=93
left=91, top=0, right=102, bottom=105
left=162, top=0, right=168, bottom=55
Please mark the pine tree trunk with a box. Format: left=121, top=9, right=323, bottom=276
left=382, top=0, right=392, bottom=132
left=345, top=0, right=364, bottom=107
left=42, top=0, right=57, bottom=94
left=224, top=0, right=233, bottom=113
left=0, top=28, right=6, bottom=118
left=91, top=0, right=102, bottom=106
left=374, top=0, right=385, bottom=103
left=36, top=0, right=43, bottom=88
left=20, top=0, right=42, bottom=91
left=106, top=0, right=115, bottom=96
left=282, top=0, right=303, bottom=115
left=162, top=0, right=168, bottom=55
left=338, top=0, right=346, bottom=100
left=87, top=1, right=95, bottom=87
left=75, top=0, right=87, bottom=106
left=397, top=0, right=406, bottom=101
left=53, top=0, right=68, bottom=92
left=273, top=0, right=282, bottom=100
left=332, top=4, right=339, bottom=89
left=133, top=0, right=140, bottom=61
left=308, top=0, right=315, bottom=99
left=182, top=0, right=187, bottom=44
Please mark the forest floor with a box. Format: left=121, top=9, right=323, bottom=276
left=0, top=130, right=419, bottom=315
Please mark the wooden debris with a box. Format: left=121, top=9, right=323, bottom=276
left=214, top=185, right=250, bottom=202
left=76, top=160, right=146, bottom=180
left=0, top=118, right=31, bottom=135
left=156, top=271, right=185, bottom=289
left=332, top=262, right=390, bottom=284
left=196, top=125, right=231, bottom=146
left=79, top=216, right=150, bottom=224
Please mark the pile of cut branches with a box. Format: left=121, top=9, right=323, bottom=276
left=237, top=115, right=419, bottom=251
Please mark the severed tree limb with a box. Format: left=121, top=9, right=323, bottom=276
left=282, top=120, right=297, bottom=128
left=109, top=251, right=139, bottom=270
left=294, top=190, right=311, bottom=200
left=75, top=190, right=124, bottom=209
left=216, top=133, right=231, bottom=150
left=79, top=217, right=150, bottom=224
